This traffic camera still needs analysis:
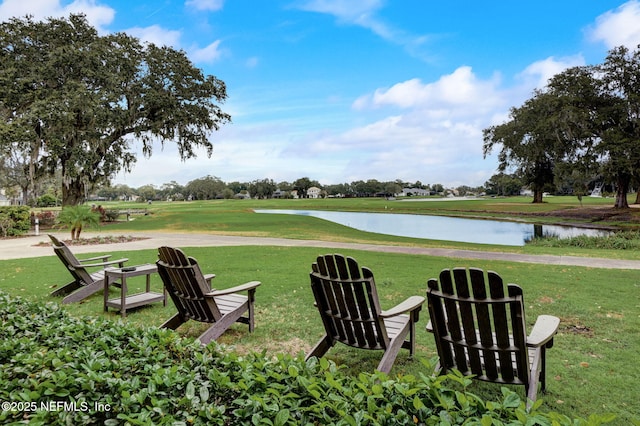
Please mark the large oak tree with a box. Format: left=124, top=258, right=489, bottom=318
left=0, top=14, right=230, bottom=205
left=483, top=90, right=562, bottom=203
left=547, top=46, right=640, bottom=208
left=485, top=45, right=640, bottom=208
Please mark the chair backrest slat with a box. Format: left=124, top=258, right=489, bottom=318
left=427, top=267, right=530, bottom=387
left=49, top=235, right=95, bottom=285
left=452, top=268, right=483, bottom=375
left=157, top=246, right=222, bottom=322
left=310, top=254, right=388, bottom=351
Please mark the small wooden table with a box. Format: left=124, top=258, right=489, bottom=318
left=104, top=264, right=165, bottom=317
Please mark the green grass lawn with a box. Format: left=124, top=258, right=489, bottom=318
left=7, top=196, right=640, bottom=423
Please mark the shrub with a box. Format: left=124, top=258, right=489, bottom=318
left=0, top=206, right=31, bottom=237
left=36, top=194, right=58, bottom=207
left=34, top=210, right=58, bottom=228
left=56, top=205, right=100, bottom=240
left=0, top=292, right=616, bottom=425
left=527, top=230, right=640, bottom=250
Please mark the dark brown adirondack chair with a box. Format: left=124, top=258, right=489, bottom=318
left=426, top=267, right=560, bottom=409
left=305, top=254, right=425, bottom=374
left=156, top=246, right=261, bottom=344
left=48, top=234, right=128, bottom=304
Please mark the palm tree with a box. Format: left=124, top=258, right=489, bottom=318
left=56, top=205, right=100, bottom=240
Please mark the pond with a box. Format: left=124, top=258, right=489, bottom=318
left=254, top=209, right=612, bottom=246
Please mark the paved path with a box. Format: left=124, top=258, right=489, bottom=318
left=2, top=231, right=640, bottom=270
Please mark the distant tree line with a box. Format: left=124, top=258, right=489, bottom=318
left=85, top=177, right=480, bottom=202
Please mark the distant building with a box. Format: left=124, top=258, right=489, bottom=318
left=307, top=186, right=322, bottom=198
left=402, top=188, right=430, bottom=197
left=0, top=190, right=10, bottom=206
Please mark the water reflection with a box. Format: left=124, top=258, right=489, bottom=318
left=255, top=209, right=611, bottom=246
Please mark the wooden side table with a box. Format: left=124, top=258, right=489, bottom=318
left=104, top=263, right=165, bottom=317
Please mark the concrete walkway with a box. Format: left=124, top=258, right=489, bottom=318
left=2, top=231, right=640, bottom=270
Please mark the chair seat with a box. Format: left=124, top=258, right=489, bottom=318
left=199, top=294, right=248, bottom=322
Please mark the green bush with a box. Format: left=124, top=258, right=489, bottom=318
left=527, top=230, right=640, bottom=250
left=36, top=194, right=58, bottom=207
left=0, top=206, right=31, bottom=237
left=0, top=293, right=616, bottom=425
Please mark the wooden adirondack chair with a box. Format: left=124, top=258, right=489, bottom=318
left=426, top=267, right=560, bottom=409
left=305, top=254, right=425, bottom=374
left=156, top=246, right=261, bottom=344
left=48, top=234, right=128, bottom=304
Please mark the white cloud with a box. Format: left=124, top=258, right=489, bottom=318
left=588, top=0, right=640, bottom=48
left=296, top=0, right=382, bottom=22
left=297, top=0, right=392, bottom=41
left=289, top=65, right=552, bottom=187
left=126, top=25, right=182, bottom=47
left=294, top=0, right=429, bottom=59
left=0, top=0, right=115, bottom=32
left=354, top=66, right=504, bottom=115
left=185, top=0, right=224, bottom=12
left=190, top=39, right=224, bottom=63
left=516, top=55, right=585, bottom=89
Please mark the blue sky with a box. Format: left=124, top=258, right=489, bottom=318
left=2, top=1, right=640, bottom=189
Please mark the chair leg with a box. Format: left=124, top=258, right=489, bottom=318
left=526, top=347, right=543, bottom=411
left=160, top=313, right=186, bottom=330
left=247, top=289, right=256, bottom=332
left=378, top=330, right=408, bottom=374
left=305, top=335, right=334, bottom=361
left=408, top=316, right=416, bottom=357
left=50, top=281, right=83, bottom=297
left=198, top=323, right=230, bottom=344
left=198, top=304, right=249, bottom=344
left=61, top=280, right=106, bottom=304
left=540, top=347, right=547, bottom=392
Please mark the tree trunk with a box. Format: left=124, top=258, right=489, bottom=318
left=62, top=180, right=86, bottom=206
left=21, top=186, right=29, bottom=206
left=613, top=176, right=630, bottom=208
left=635, top=190, right=640, bottom=205
left=71, top=226, right=81, bottom=240
left=532, top=189, right=544, bottom=203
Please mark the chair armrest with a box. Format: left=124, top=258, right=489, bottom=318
left=79, top=255, right=111, bottom=263
left=76, top=258, right=128, bottom=268
left=380, top=295, right=425, bottom=318
left=527, top=315, right=560, bottom=347
left=204, top=274, right=216, bottom=285
left=207, top=281, right=261, bottom=296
